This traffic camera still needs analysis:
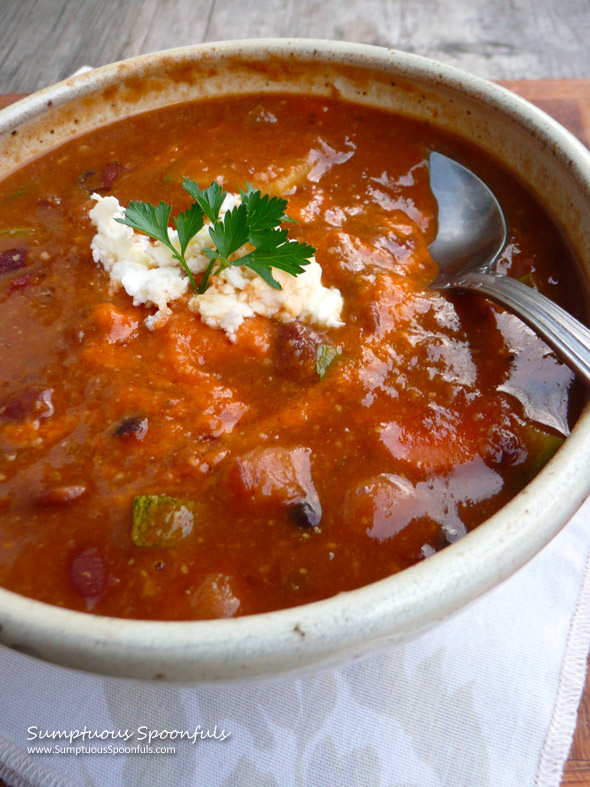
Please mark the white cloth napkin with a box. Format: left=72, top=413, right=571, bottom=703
left=0, top=496, right=589, bottom=787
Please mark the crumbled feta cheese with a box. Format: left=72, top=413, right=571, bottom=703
left=89, top=193, right=344, bottom=338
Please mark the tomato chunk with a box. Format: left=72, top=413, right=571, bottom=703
left=190, top=574, right=240, bottom=619
left=229, top=446, right=322, bottom=526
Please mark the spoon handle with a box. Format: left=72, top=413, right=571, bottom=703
left=441, top=270, right=590, bottom=385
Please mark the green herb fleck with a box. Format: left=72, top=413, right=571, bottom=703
left=0, top=227, right=36, bottom=236
left=316, top=344, right=342, bottom=378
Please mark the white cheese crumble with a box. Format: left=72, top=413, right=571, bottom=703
left=89, top=193, right=344, bottom=339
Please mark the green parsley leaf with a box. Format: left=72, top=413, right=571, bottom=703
left=117, top=200, right=200, bottom=291
left=117, top=181, right=315, bottom=294
left=240, top=186, right=293, bottom=235
left=209, top=203, right=250, bottom=259
left=241, top=260, right=283, bottom=290
left=182, top=179, right=225, bottom=224
left=174, top=202, right=204, bottom=257
left=117, top=201, right=173, bottom=247
left=241, top=229, right=316, bottom=276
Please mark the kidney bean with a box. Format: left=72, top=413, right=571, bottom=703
left=100, top=161, right=125, bottom=190
left=70, top=548, right=106, bottom=598
left=79, top=161, right=125, bottom=193
left=276, top=321, right=323, bottom=382
left=34, top=485, right=87, bottom=505
left=0, top=389, right=53, bottom=421
left=0, top=248, right=27, bottom=274
left=8, top=273, right=33, bottom=291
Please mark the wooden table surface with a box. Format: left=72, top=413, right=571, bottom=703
left=1, top=0, right=590, bottom=91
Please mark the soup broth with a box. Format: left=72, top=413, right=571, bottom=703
left=0, top=94, right=583, bottom=619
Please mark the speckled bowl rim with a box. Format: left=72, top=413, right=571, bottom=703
left=0, top=39, right=589, bottom=683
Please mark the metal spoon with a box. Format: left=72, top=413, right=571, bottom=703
left=428, top=151, right=590, bottom=385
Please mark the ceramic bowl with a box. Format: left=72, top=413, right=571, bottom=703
left=0, top=40, right=589, bottom=683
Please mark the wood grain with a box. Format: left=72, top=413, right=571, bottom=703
left=0, top=81, right=589, bottom=787
left=1, top=0, right=590, bottom=91
left=0, top=0, right=212, bottom=93
left=564, top=657, right=590, bottom=784
left=205, top=0, right=590, bottom=82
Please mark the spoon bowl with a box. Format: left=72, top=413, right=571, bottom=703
left=428, top=152, right=590, bottom=385
left=428, top=152, right=507, bottom=285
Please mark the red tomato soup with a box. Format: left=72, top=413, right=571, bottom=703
left=0, top=94, right=585, bottom=620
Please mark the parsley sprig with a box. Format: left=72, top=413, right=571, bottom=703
left=116, top=181, right=315, bottom=293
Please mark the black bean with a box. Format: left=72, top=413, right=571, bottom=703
left=113, top=416, right=148, bottom=439
left=287, top=499, right=322, bottom=528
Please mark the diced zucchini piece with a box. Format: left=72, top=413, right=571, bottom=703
left=522, top=424, right=564, bottom=479
left=316, top=344, right=341, bottom=379
left=132, top=494, right=199, bottom=547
